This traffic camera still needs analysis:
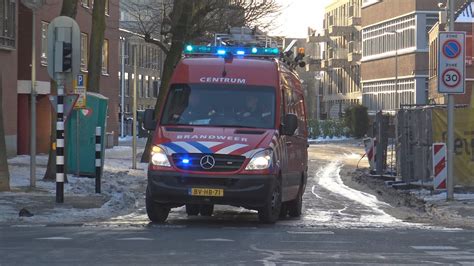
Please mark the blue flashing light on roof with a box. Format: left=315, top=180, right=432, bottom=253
left=183, top=45, right=280, bottom=57
left=182, top=158, right=190, bottom=164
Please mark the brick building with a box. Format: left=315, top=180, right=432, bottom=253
left=361, top=0, right=440, bottom=113
left=0, top=0, right=18, bottom=156
left=16, top=0, right=120, bottom=154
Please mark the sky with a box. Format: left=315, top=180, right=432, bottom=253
left=269, top=0, right=333, bottom=38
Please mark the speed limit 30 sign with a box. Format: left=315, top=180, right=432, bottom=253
left=438, top=32, right=466, bottom=94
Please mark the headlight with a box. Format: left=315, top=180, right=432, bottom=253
left=151, top=146, right=171, bottom=167
left=245, top=149, right=273, bottom=170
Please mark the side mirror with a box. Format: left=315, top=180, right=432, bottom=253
left=281, top=114, right=298, bottom=136
left=143, top=109, right=156, bottom=131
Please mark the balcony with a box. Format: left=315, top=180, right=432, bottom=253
left=348, top=41, right=361, bottom=64
left=307, top=34, right=330, bottom=43
left=305, top=58, right=326, bottom=71
left=348, top=16, right=361, bottom=26
left=328, top=25, right=357, bottom=36
left=324, top=48, right=348, bottom=68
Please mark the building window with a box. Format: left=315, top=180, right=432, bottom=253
left=138, top=74, right=143, bottom=98
left=0, top=0, right=16, bottom=49
left=80, top=33, right=88, bottom=71
left=102, top=39, right=109, bottom=75
left=105, top=0, right=109, bottom=15
left=362, top=15, right=416, bottom=59
left=145, top=76, right=149, bottom=98
left=41, top=21, right=49, bottom=65
left=81, top=0, right=91, bottom=8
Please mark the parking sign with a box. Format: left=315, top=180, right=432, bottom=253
left=438, top=32, right=466, bottom=94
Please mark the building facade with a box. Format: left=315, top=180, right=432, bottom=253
left=118, top=29, right=162, bottom=136
left=0, top=0, right=18, bottom=156
left=361, top=0, right=441, bottom=113
left=16, top=0, right=120, bottom=154
left=307, top=0, right=362, bottom=119
left=428, top=1, right=474, bottom=105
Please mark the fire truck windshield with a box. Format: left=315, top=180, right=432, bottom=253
left=161, top=84, right=276, bottom=129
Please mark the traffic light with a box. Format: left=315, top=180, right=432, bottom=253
left=62, top=42, right=72, bottom=72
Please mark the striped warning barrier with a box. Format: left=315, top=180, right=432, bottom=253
left=363, top=138, right=376, bottom=170
left=432, top=143, right=447, bottom=190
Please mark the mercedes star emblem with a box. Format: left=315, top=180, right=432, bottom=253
left=200, top=155, right=216, bottom=169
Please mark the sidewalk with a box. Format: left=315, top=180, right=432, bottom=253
left=0, top=138, right=148, bottom=225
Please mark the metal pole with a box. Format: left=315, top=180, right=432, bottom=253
left=56, top=74, right=65, bottom=203
left=132, top=44, right=137, bottom=169
left=316, top=79, right=320, bottom=121
left=446, top=0, right=455, bottom=200
left=395, top=33, right=399, bottom=110
left=120, top=37, right=125, bottom=138
left=30, top=10, right=37, bottom=188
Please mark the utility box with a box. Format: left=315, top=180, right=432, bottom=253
left=66, top=92, right=108, bottom=177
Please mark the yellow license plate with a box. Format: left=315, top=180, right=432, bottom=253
left=190, top=188, right=224, bottom=197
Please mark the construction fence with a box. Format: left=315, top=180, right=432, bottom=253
left=396, top=106, right=474, bottom=187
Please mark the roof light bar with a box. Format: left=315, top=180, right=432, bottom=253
left=183, top=45, right=280, bottom=57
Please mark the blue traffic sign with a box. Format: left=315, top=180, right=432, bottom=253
left=442, top=39, right=461, bottom=59
left=77, top=74, right=84, bottom=87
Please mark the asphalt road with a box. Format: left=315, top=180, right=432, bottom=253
left=1, top=143, right=474, bottom=265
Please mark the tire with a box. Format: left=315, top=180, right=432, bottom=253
left=146, top=187, right=170, bottom=223
left=288, top=185, right=303, bottom=218
left=199, top=204, right=214, bottom=216
left=186, top=204, right=200, bottom=216
left=258, top=178, right=282, bottom=224
left=279, top=202, right=288, bottom=219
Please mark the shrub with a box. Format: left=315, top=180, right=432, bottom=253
left=345, top=104, right=369, bottom=138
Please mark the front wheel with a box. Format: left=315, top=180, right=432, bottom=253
left=288, top=185, right=303, bottom=218
left=258, top=178, right=282, bottom=224
left=146, top=187, right=170, bottom=223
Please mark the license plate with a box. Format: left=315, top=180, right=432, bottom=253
left=189, top=188, right=224, bottom=197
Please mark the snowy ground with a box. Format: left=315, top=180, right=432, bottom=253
left=0, top=140, right=148, bottom=225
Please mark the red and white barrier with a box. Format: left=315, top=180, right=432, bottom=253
left=432, top=143, right=447, bottom=190
left=363, top=138, right=376, bottom=170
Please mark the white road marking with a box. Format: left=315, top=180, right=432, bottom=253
left=411, top=246, right=459, bottom=250
left=311, top=185, right=322, bottom=199
left=287, top=231, right=334, bottom=235
left=196, top=238, right=235, bottom=242
left=36, top=237, right=72, bottom=240
left=117, top=237, right=153, bottom=241
left=458, top=262, right=474, bottom=265
left=425, top=251, right=473, bottom=256
left=11, top=224, right=47, bottom=228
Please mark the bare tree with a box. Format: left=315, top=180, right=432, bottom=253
left=87, top=0, right=107, bottom=93
left=0, top=75, right=10, bottom=191
left=120, top=0, right=281, bottom=161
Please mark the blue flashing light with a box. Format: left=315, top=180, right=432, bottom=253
left=183, top=45, right=280, bottom=57
left=182, top=158, right=190, bottom=164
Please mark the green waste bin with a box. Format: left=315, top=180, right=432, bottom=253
left=66, top=92, right=108, bottom=177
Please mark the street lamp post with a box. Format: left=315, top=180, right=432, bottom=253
left=314, top=72, right=323, bottom=121
left=129, top=36, right=141, bottom=170
left=22, top=0, right=44, bottom=188
left=120, top=37, right=126, bottom=138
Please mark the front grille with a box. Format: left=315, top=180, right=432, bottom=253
left=171, top=153, right=245, bottom=172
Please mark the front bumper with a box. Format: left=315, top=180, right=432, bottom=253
left=147, top=170, right=277, bottom=209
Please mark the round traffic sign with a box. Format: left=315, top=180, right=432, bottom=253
left=442, top=68, right=461, bottom=88
left=442, top=39, right=462, bottom=59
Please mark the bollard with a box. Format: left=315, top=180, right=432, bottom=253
left=95, top=127, right=102, bottom=193
left=56, top=77, right=65, bottom=203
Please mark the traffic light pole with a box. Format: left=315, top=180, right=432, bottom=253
left=56, top=73, right=66, bottom=203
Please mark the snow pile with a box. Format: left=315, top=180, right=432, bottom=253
left=309, top=136, right=352, bottom=143
left=1, top=145, right=148, bottom=225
